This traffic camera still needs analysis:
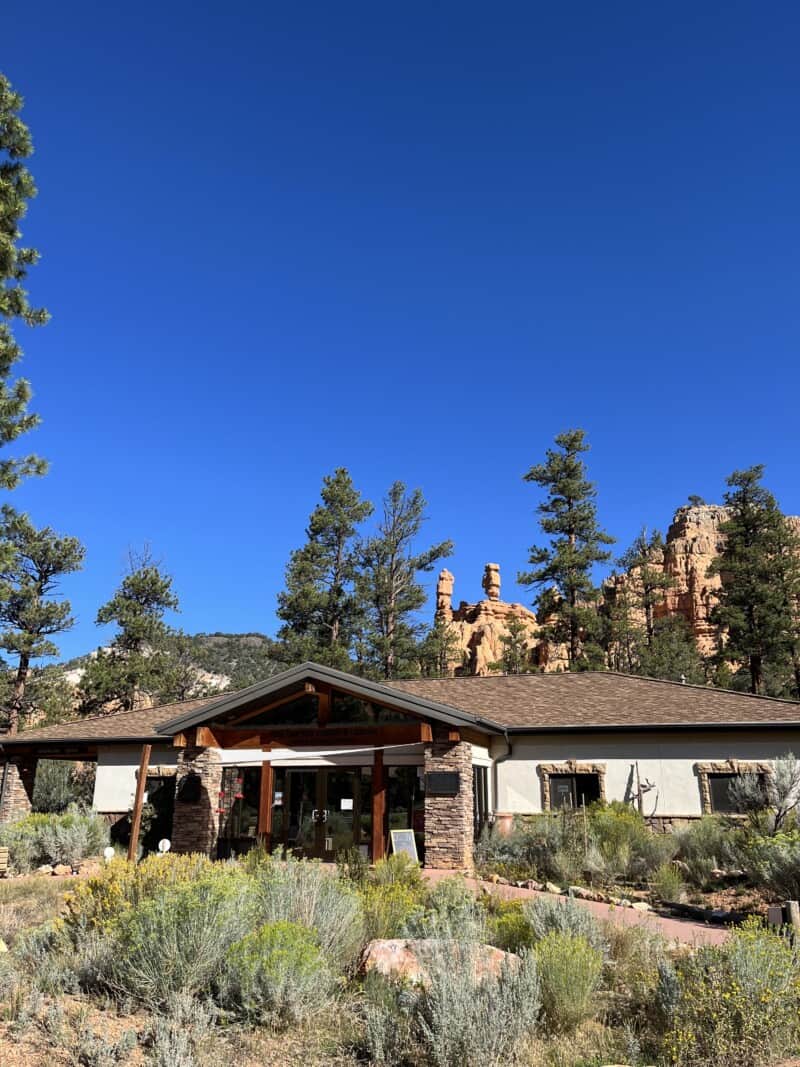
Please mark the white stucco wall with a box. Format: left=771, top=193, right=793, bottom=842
left=493, top=729, right=800, bottom=817
left=93, top=745, right=179, bottom=813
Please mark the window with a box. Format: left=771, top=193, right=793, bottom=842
left=329, top=692, right=413, bottom=725
left=539, top=762, right=607, bottom=810
left=473, top=766, right=489, bottom=838
left=695, top=761, right=772, bottom=815
left=549, top=773, right=601, bottom=810
left=707, top=772, right=767, bottom=814
left=241, top=695, right=318, bottom=727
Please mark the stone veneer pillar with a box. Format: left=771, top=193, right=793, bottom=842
left=0, top=759, right=37, bottom=824
left=423, top=733, right=473, bottom=869
left=170, top=746, right=223, bottom=856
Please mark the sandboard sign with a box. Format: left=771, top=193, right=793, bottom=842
left=389, top=828, right=418, bottom=863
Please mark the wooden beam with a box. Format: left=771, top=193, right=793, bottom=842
left=195, top=726, right=221, bottom=748
left=258, top=761, right=274, bottom=842
left=447, top=729, right=461, bottom=742
left=371, top=747, right=386, bottom=862
left=127, top=743, right=152, bottom=862
left=228, top=689, right=319, bottom=727
left=316, top=685, right=331, bottom=727
left=172, top=732, right=189, bottom=748
left=211, top=722, right=432, bottom=750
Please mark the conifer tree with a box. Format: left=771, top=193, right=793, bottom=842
left=636, top=616, right=705, bottom=684
left=0, top=507, right=84, bottom=733
left=519, top=429, right=614, bottom=669
left=276, top=468, right=373, bottom=668
left=79, top=551, right=180, bottom=712
left=618, top=529, right=674, bottom=647
left=0, top=75, right=48, bottom=490
left=356, top=483, right=453, bottom=679
left=418, top=617, right=462, bottom=677
left=708, top=466, right=796, bottom=695
left=488, top=614, right=535, bottom=674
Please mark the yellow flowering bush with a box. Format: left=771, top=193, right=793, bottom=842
left=64, top=852, right=214, bottom=932
left=665, top=918, right=800, bottom=1066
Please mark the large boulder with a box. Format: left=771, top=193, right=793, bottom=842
left=360, top=938, right=520, bottom=986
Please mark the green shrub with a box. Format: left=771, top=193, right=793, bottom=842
left=737, top=830, right=800, bottom=901
left=255, top=854, right=365, bottom=971
left=362, top=943, right=541, bottom=1067
left=523, top=894, right=607, bottom=955
left=486, top=900, right=534, bottom=953
left=32, top=760, right=75, bottom=814
left=147, top=993, right=217, bottom=1067
left=664, top=919, right=800, bottom=1066
left=535, top=931, right=603, bottom=1033
left=674, top=816, right=735, bottom=888
left=369, top=852, right=424, bottom=889
left=361, top=881, right=424, bottom=940
left=105, top=869, right=253, bottom=1007
left=651, top=861, right=686, bottom=903
left=603, top=921, right=668, bottom=1024
left=0, top=809, right=108, bottom=873
left=222, top=920, right=329, bottom=1028
left=474, top=815, right=564, bottom=883
left=336, top=845, right=369, bottom=887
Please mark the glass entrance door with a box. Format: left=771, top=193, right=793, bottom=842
left=278, top=767, right=372, bottom=859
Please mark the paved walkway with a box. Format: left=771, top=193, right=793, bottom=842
left=422, top=869, right=730, bottom=946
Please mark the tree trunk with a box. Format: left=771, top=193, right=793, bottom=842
left=8, top=652, right=29, bottom=736
left=749, top=653, right=763, bottom=695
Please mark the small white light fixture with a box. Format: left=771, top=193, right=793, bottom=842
left=158, top=838, right=171, bottom=854
left=103, top=846, right=115, bottom=863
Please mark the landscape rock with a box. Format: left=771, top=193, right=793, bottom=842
left=568, top=885, right=596, bottom=900
left=631, top=901, right=651, bottom=912
left=360, top=938, right=520, bottom=987
left=35, top=864, right=54, bottom=876
left=52, top=864, right=72, bottom=877
left=0, top=939, right=7, bottom=953
left=544, top=882, right=563, bottom=895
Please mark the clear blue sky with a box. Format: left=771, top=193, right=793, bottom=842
left=5, top=3, right=800, bottom=661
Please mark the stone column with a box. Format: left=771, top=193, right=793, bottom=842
left=0, top=759, right=37, bottom=824
left=423, top=733, right=473, bottom=870
left=170, top=747, right=223, bottom=856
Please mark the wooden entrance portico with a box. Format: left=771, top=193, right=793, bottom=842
left=171, top=680, right=435, bottom=861
left=160, top=663, right=494, bottom=866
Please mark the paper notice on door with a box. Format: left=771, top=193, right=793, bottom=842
left=340, top=798, right=353, bottom=811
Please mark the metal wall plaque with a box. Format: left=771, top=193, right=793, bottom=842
left=425, top=771, right=460, bottom=796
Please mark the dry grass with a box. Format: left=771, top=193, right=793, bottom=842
left=0, top=877, right=66, bottom=946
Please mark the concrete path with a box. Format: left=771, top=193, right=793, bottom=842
left=422, top=869, right=730, bottom=946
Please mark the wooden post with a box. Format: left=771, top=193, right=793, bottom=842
left=786, top=899, right=800, bottom=936
left=258, top=761, right=274, bottom=844
left=371, top=748, right=386, bottom=862
left=127, top=743, right=152, bottom=862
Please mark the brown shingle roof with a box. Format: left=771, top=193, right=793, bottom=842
left=0, top=695, right=219, bottom=747
left=385, top=672, right=800, bottom=730
left=3, top=671, right=800, bottom=749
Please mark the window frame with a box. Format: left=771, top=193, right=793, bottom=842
left=538, top=761, right=607, bottom=811
left=694, top=760, right=773, bottom=815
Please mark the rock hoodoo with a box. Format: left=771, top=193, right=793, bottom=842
left=434, top=563, right=545, bottom=676
left=431, top=503, right=800, bottom=676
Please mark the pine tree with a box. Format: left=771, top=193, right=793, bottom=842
left=0, top=75, right=48, bottom=490
left=418, top=617, right=462, bottom=677
left=636, top=616, right=705, bottom=684
left=618, top=529, right=674, bottom=647
left=708, top=466, right=795, bottom=695
left=356, top=482, right=453, bottom=679
left=79, top=551, right=180, bottom=713
left=0, top=507, right=84, bottom=732
left=600, top=576, right=643, bottom=673
left=519, top=429, right=615, bottom=669
left=276, top=469, right=373, bottom=668
left=488, top=614, right=535, bottom=674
